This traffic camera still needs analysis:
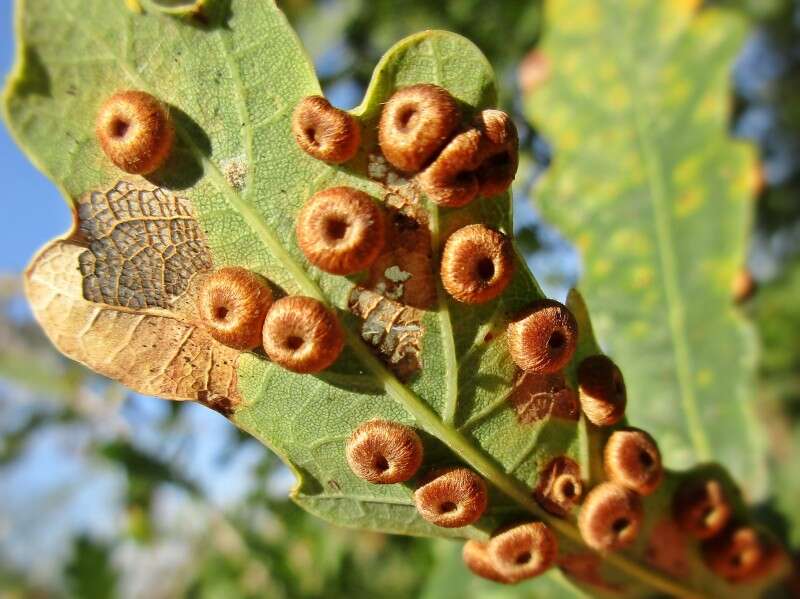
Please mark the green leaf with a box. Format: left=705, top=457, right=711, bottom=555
left=526, top=0, right=768, bottom=491
left=2, top=1, right=786, bottom=596
left=64, top=536, right=118, bottom=599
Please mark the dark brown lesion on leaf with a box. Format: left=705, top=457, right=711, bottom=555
left=197, top=391, right=236, bottom=418
left=76, top=180, right=213, bottom=309
left=558, top=554, right=622, bottom=592
left=645, top=518, right=689, bottom=577
left=508, top=371, right=579, bottom=423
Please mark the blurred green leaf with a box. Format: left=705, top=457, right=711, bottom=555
left=64, top=536, right=117, bottom=599
left=527, top=0, right=767, bottom=491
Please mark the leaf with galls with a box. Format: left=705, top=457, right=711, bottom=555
left=2, top=0, right=788, bottom=596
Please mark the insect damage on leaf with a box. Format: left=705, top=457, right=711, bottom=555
left=348, top=287, right=424, bottom=380
left=25, top=180, right=240, bottom=407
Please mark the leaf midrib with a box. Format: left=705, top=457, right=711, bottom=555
left=42, top=4, right=704, bottom=597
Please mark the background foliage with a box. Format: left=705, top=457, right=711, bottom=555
left=1, top=0, right=799, bottom=596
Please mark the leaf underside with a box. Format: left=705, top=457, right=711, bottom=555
left=2, top=0, right=784, bottom=596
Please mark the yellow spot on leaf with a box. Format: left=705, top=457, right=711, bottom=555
left=696, top=369, right=713, bottom=387
left=592, top=259, right=611, bottom=278
left=576, top=233, right=592, bottom=252
left=676, top=189, right=704, bottom=218
left=631, top=266, right=654, bottom=289
left=607, top=85, right=630, bottom=111
left=124, top=0, right=143, bottom=13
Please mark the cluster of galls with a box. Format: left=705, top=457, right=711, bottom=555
left=292, top=85, right=560, bottom=584
left=345, top=417, right=559, bottom=585
left=673, top=477, right=784, bottom=584
left=94, top=88, right=782, bottom=587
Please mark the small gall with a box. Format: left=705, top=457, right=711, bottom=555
left=345, top=420, right=423, bottom=484
left=296, top=187, right=386, bottom=275
left=703, top=526, right=784, bottom=583
left=577, top=355, right=627, bottom=426
left=96, top=90, right=174, bottom=174
left=197, top=267, right=273, bottom=350
left=262, top=296, right=344, bottom=373
left=674, top=479, right=732, bottom=540
left=417, top=129, right=483, bottom=207
left=440, top=224, right=514, bottom=304
left=487, top=522, right=558, bottom=583
left=414, top=467, right=487, bottom=528
left=604, top=428, right=663, bottom=496
left=507, top=299, right=578, bottom=374
left=462, top=540, right=510, bottom=583
left=291, top=96, right=360, bottom=164
left=731, top=268, right=757, bottom=304
left=474, top=109, right=519, bottom=197
left=534, top=456, right=583, bottom=516
left=378, top=84, right=460, bottom=173
left=578, top=482, right=643, bottom=552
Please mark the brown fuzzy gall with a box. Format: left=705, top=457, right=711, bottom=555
left=262, top=296, right=344, bottom=373
left=96, top=90, right=174, bottom=174
left=578, top=482, right=643, bottom=552
left=291, top=95, right=360, bottom=164
left=378, top=84, right=460, bottom=173
left=674, top=479, right=732, bottom=540
left=577, top=355, right=627, bottom=426
left=474, top=109, right=519, bottom=197
left=507, top=299, right=578, bottom=374
left=604, top=428, right=663, bottom=496
left=488, top=522, right=558, bottom=583
left=345, top=420, right=423, bottom=484
left=414, top=467, right=487, bottom=528
left=534, top=456, right=583, bottom=516
left=197, top=267, right=273, bottom=350
left=296, top=187, right=385, bottom=275
left=703, top=526, right=785, bottom=583
left=417, top=129, right=483, bottom=207
left=440, top=224, right=514, bottom=304
left=462, top=540, right=509, bottom=583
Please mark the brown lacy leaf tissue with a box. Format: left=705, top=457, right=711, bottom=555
left=25, top=180, right=241, bottom=410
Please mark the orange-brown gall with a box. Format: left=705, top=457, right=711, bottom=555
left=96, top=90, right=174, bottom=174
left=462, top=540, right=509, bottom=583
left=604, top=428, right=663, bottom=496
left=291, top=95, right=360, bottom=164
left=414, top=467, right=487, bottom=528
left=378, top=84, right=460, bottom=173
left=345, top=420, right=423, bottom=484
left=488, top=522, right=558, bottom=583
left=417, top=129, right=483, bottom=207
left=534, top=456, right=583, bottom=516
left=732, top=268, right=757, bottom=304
left=674, top=479, right=732, bottom=540
left=197, top=267, right=273, bottom=350
left=474, top=109, right=519, bottom=197
left=507, top=300, right=578, bottom=374
left=440, top=224, right=514, bottom=304
left=262, top=296, right=344, bottom=373
left=703, top=526, right=785, bottom=583
left=296, top=187, right=385, bottom=275
left=578, top=482, right=643, bottom=552
left=577, top=355, right=627, bottom=426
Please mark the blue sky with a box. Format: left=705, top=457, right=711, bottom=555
left=1, top=3, right=72, bottom=275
